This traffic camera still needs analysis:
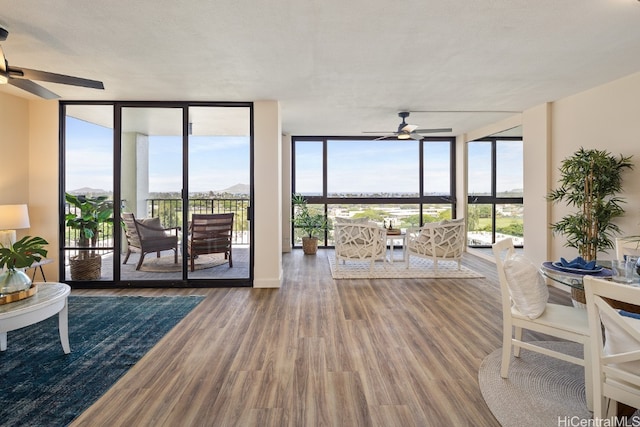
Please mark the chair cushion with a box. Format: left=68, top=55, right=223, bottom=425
left=137, top=218, right=167, bottom=239
left=503, top=253, right=548, bottom=319
left=600, top=309, right=640, bottom=373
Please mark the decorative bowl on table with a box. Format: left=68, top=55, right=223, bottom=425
left=551, top=257, right=603, bottom=274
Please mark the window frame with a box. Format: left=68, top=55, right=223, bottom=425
left=291, top=136, right=456, bottom=247
left=467, top=136, right=523, bottom=248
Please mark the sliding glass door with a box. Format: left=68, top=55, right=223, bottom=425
left=186, top=106, right=251, bottom=281
left=120, top=107, right=185, bottom=282
left=61, top=102, right=252, bottom=287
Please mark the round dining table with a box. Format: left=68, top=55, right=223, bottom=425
left=540, top=261, right=613, bottom=307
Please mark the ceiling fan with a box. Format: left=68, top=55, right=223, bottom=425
left=363, top=111, right=452, bottom=141
left=0, top=26, right=104, bottom=99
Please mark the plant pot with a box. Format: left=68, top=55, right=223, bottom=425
left=302, top=236, right=319, bottom=255
left=70, top=254, right=102, bottom=280
left=0, top=269, right=32, bottom=294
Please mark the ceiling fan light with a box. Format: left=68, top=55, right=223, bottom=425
left=397, top=132, right=411, bottom=140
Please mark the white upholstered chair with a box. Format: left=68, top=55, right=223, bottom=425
left=584, top=276, right=640, bottom=419
left=334, top=222, right=386, bottom=271
left=405, top=218, right=465, bottom=270
left=492, top=238, right=592, bottom=410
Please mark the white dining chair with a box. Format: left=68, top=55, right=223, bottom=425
left=615, top=237, right=640, bottom=260
left=493, top=238, right=592, bottom=410
left=584, top=276, right=640, bottom=419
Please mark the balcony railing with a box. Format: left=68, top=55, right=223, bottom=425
left=64, top=197, right=251, bottom=251
left=149, top=197, right=250, bottom=245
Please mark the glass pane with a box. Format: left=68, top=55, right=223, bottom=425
left=467, top=141, right=492, bottom=196
left=496, top=140, right=523, bottom=197
left=327, top=140, right=419, bottom=197
left=121, top=107, right=183, bottom=280
left=188, top=106, right=251, bottom=280
left=467, top=204, right=493, bottom=247
left=327, top=203, right=420, bottom=245
left=63, top=105, right=114, bottom=281
left=293, top=204, right=326, bottom=245
left=496, top=203, right=524, bottom=246
left=422, top=204, right=452, bottom=224
left=424, top=141, right=451, bottom=196
left=294, top=141, right=323, bottom=196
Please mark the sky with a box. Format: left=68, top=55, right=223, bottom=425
left=468, top=140, right=524, bottom=195
left=295, top=139, right=455, bottom=195
left=65, top=117, right=249, bottom=194
left=65, top=116, right=523, bottom=196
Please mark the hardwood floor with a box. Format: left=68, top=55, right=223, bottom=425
left=69, top=249, right=573, bottom=427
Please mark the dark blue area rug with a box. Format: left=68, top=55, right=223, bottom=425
left=0, top=295, right=204, bottom=427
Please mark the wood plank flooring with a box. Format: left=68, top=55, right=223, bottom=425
left=69, top=249, right=572, bottom=427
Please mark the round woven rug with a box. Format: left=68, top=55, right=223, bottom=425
left=478, top=341, right=591, bottom=426
left=138, top=254, right=228, bottom=272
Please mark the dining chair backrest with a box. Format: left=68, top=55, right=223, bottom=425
left=615, top=237, right=640, bottom=260
left=584, top=276, right=640, bottom=419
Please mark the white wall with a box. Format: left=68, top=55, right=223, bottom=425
left=522, top=103, right=551, bottom=267
left=253, top=101, right=283, bottom=288
left=281, top=133, right=292, bottom=253
left=28, top=100, right=60, bottom=281
left=0, top=92, right=30, bottom=201
left=548, top=72, right=640, bottom=262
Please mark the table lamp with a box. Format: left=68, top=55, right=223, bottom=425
left=0, top=204, right=31, bottom=248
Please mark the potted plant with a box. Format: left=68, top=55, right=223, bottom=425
left=65, top=193, right=113, bottom=280
left=547, top=147, right=633, bottom=261
left=292, top=194, right=328, bottom=255
left=0, top=235, right=48, bottom=294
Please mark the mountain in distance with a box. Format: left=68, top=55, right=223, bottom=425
left=220, top=183, right=249, bottom=194
left=67, top=187, right=110, bottom=195
left=68, top=184, right=250, bottom=196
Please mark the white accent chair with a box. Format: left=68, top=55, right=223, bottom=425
left=492, top=238, right=593, bottom=410
left=584, top=276, right=640, bottom=419
left=334, top=222, right=387, bottom=271
left=615, top=237, right=640, bottom=260
left=405, top=218, right=465, bottom=270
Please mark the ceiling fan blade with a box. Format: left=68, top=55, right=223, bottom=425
left=9, top=78, right=59, bottom=99
left=373, top=135, right=394, bottom=141
left=401, top=124, right=418, bottom=133
left=414, top=128, right=453, bottom=134
left=363, top=131, right=395, bottom=134
left=0, top=46, right=6, bottom=74
left=8, top=66, right=104, bottom=90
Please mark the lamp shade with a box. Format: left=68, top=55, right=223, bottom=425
left=0, top=204, right=31, bottom=230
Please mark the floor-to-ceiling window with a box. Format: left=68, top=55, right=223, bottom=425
left=292, top=136, right=456, bottom=247
left=467, top=135, right=523, bottom=248
left=60, top=101, right=253, bottom=287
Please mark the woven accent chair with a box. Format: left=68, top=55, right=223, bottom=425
left=405, top=218, right=465, bottom=270
left=334, top=222, right=386, bottom=272
left=493, top=238, right=593, bottom=410
left=584, top=276, right=640, bottom=419
left=122, top=212, right=181, bottom=270
left=188, top=213, right=234, bottom=272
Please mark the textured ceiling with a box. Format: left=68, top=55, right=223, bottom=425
left=1, top=1, right=639, bottom=137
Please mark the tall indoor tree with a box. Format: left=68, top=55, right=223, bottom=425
left=548, top=147, right=633, bottom=261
